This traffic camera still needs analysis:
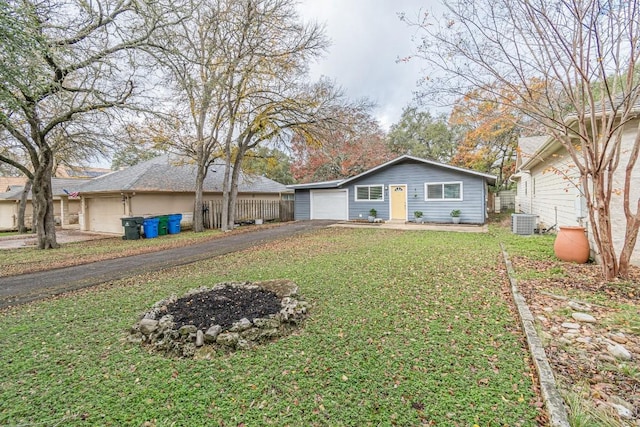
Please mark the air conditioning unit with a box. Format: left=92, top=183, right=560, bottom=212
left=511, top=214, right=537, bottom=235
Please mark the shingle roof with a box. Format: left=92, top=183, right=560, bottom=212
left=0, top=178, right=89, bottom=200
left=78, top=155, right=289, bottom=194
left=518, top=136, right=547, bottom=157
left=288, top=155, right=497, bottom=189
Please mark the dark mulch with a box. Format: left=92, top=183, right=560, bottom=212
left=165, top=286, right=282, bottom=331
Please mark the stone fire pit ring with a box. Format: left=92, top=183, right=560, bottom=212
left=128, top=280, right=308, bottom=358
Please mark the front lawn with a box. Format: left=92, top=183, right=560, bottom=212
left=0, top=227, right=542, bottom=426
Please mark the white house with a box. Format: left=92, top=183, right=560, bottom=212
left=512, top=119, right=640, bottom=267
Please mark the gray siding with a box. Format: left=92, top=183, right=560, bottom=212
left=292, top=159, right=491, bottom=223
left=346, top=161, right=487, bottom=223
left=294, top=190, right=311, bottom=220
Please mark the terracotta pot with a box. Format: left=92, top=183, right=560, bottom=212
left=554, top=226, right=590, bottom=263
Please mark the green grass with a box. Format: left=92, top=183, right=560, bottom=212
left=602, top=303, right=640, bottom=334
left=494, top=225, right=556, bottom=262
left=563, top=385, right=624, bottom=427
left=0, top=228, right=542, bottom=426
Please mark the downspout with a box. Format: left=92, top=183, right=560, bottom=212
left=528, top=171, right=533, bottom=215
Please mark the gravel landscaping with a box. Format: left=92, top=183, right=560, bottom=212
left=508, top=245, right=640, bottom=425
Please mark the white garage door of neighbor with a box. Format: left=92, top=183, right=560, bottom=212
left=89, top=197, right=125, bottom=234
left=311, top=190, right=348, bottom=220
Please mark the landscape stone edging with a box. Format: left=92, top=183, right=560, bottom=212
left=500, top=245, right=571, bottom=427
left=128, top=280, right=308, bottom=358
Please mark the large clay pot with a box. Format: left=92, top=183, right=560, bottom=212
left=554, top=226, right=590, bottom=263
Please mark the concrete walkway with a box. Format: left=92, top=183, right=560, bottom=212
left=332, top=221, right=488, bottom=233
left=0, top=228, right=114, bottom=249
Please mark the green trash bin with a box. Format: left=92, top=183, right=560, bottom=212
left=157, top=215, right=169, bottom=236
left=121, top=217, right=144, bottom=240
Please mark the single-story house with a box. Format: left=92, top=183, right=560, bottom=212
left=0, top=178, right=88, bottom=231
left=289, top=155, right=497, bottom=224
left=76, top=155, right=292, bottom=234
left=512, top=119, right=640, bottom=266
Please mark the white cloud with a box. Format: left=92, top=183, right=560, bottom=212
left=297, top=0, right=432, bottom=130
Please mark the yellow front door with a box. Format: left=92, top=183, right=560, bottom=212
left=390, top=185, right=407, bottom=220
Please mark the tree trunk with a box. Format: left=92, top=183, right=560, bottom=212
left=192, top=162, right=207, bottom=233
left=619, top=214, right=639, bottom=278
left=32, top=149, right=59, bottom=249
left=226, top=151, right=245, bottom=231
left=619, top=125, right=640, bottom=278
left=590, top=174, right=618, bottom=280
left=17, top=180, right=32, bottom=233
left=220, top=147, right=233, bottom=232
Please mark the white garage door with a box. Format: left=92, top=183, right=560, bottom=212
left=311, top=190, right=348, bottom=220
left=88, top=197, right=125, bottom=234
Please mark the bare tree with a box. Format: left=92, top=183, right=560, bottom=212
left=146, top=0, right=232, bottom=232
left=406, top=0, right=640, bottom=279
left=223, top=78, right=352, bottom=231
left=0, top=0, right=167, bottom=248
left=152, top=0, right=349, bottom=232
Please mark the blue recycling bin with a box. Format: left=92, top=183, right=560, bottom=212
left=168, top=214, right=182, bottom=234
left=143, top=217, right=159, bottom=238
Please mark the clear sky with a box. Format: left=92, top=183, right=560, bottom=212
left=297, top=0, right=437, bottom=130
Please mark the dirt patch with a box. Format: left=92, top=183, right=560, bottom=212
left=166, top=286, right=282, bottom=331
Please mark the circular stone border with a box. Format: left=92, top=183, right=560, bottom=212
left=128, top=280, right=308, bottom=358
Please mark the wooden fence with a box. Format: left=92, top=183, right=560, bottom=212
left=202, top=199, right=294, bottom=229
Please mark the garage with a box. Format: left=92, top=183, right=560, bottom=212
left=310, top=189, right=348, bottom=220
left=86, top=197, right=125, bottom=234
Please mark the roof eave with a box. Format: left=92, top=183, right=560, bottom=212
left=518, top=137, right=563, bottom=171
left=340, top=154, right=497, bottom=185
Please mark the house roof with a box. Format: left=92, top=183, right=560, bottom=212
left=518, top=136, right=547, bottom=158
left=288, top=155, right=497, bottom=189
left=516, top=99, right=640, bottom=174
left=0, top=177, right=28, bottom=192
left=77, top=155, right=290, bottom=194
left=0, top=178, right=90, bottom=200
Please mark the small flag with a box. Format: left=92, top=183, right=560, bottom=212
left=63, top=189, right=80, bottom=198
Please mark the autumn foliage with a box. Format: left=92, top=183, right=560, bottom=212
left=290, top=112, right=394, bottom=183
left=449, top=87, right=520, bottom=189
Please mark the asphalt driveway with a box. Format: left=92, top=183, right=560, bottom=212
left=0, top=221, right=336, bottom=309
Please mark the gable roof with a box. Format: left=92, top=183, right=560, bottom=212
left=78, top=155, right=289, bottom=194
left=518, top=136, right=547, bottom=158
left=0, top=177, right=28, bottom=192
left=517, top=100, right=640, bottom=173
left=288, top=155, right=497, bottom=189
left=0, top=178, right=89, bottom=200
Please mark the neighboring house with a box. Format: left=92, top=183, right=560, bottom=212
left=512, top=123, right=640, bottom=266
left=76, top=155, right=292, bottom=234
left=289, top=155, right=496, bottom=224
left=0, top=177, right=28, bottom=192
left=0, top=178, right=88, bottom=231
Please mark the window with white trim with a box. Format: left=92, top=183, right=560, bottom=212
left=355, top=185, right=384, bottom=201
left=425, top=182, right=463, bottom=201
